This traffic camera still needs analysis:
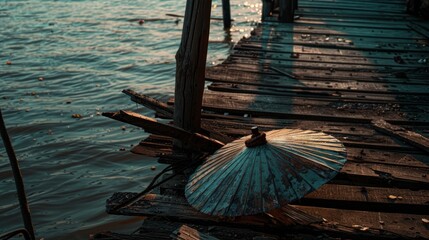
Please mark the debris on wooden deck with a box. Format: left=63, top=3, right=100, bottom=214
left=94, top=0, right=429, bottom=239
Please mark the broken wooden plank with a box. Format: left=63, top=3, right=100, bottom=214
left=138, top=218, right=323, bottom=240
left=171, top=225, right=219, bottom=240
left=105, top=192, right=429, bottom=239
left=122, top=90, right=233, bottom=144
left=122, top=89, right=173, bottom=118
left=372, top=119, right=429, bottom=154
left=103, top=111, right=224, bottom=153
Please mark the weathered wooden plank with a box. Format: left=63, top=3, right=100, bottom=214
left=122, top=90, right=233, bottom=144
left=296, top=205, right=429, bottom=239
left=301, top=184, right=429, bottom=214
left=208, top=64, right=429, bottom=87
left=244, top=39, right=429, bottom=54
left=254, top=23, right=425, bottom=40
left=234, top=44, right=429, bottom=67
left=103, top=111, right=224, bottom=153
left=206, top=65, right=429, bottom=94
left=231, top=50, right=424, bottom=70
left=294, top=8, right=414, bottom=21
left=346, top=148, right=429, bottom=168
left=122, top=89, right=173, bottom=118
left=138, top=219, right=287, bottom=240
left=246, top=32, right=429, bottom=52
left=207, top=83, right=429, bottom=106
left=131, top=140, right=173, bottom=157
left=372, top=119, right=429, bottom=154
left=338, top=162, right=429, bottom=189
left=132, top=137, right=429, bottom=188
left=137, top=119, right=426, bottom=157
left=105, top=193, right=429, bottom=239
left=297, top=3, right=405, bottom=14
left=195, top=92, right=428, bottom=125
left=228, top=55, right=422, bottom=72
left=106, top=193, right=311, bottom=227
left=199, top=119, right=423, bottom=152
left=171, top=225, right=219, bottom=240
left=210, top=62, right=429, bottom=83
left=158, top=173, right=429, bottom=214
left=294, top=18, right=410, bottom=30
left=294, top=15, right=412, bottom=27
left=231, top=45, right=428, bottom=68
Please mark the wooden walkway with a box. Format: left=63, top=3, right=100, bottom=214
left=94, top=0, right=429, bottom=239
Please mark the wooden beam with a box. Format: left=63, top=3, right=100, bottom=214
left=123, top=89, right=174, bottom=118
left=174, top=0, right=212, bottom=135
left=279, top=0, right=295, bottom=22
left=221, top=0, right=231, bottom=29
left=371, top=119, right=429, bottom=154
left=0, top=109, right=35, bottom=240
left=122, top=90, right=233, bottom=144
left=172, top=225, right=219, bottom=240
left=102, top=111, right=224, bottom=153
left=262, top=0, right=273, bottom=21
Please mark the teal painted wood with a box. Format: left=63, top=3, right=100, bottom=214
left=185, top=129, right=347, bottom=216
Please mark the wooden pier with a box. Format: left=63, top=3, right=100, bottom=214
left=94, top=0, right=429, bottom=239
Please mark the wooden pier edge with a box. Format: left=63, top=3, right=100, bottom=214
left=94, top=0, right=429, bottom=239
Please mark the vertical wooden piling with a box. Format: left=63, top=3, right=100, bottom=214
left=262, top=0, right=273, bottom=21
left=174, top=0, right=212, bottom=142
left=0, top=109, right=35, bottom=240
left=279, top=0, right=294, bottom=22
left=222, top=0, right=231, bottom=29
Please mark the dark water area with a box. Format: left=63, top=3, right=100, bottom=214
left=0, top=0, right=260, bottom=238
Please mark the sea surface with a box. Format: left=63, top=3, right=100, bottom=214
left=0, top=0, right=260, bottom=238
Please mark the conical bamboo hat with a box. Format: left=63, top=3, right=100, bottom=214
left=185, top=128, right=347, bottom=216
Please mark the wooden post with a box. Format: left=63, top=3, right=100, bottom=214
left=294, top=0, right=298, bottom=10
left=0, top=109, right=35, bottom=240
left=222, top=0, right=231, bottom=29
left=262, top=0, right=273, bottom=21
left=174, top=0, right=212, bottom=140
left=279, top=0, right=294, bottom=23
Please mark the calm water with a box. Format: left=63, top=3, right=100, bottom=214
left=0, top=0, right=260, bottom=238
